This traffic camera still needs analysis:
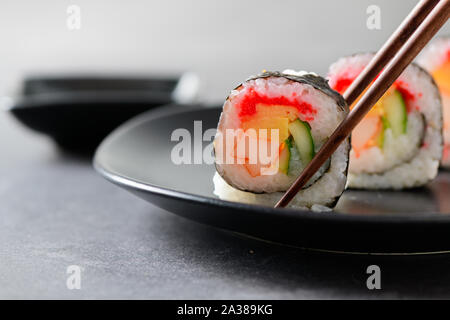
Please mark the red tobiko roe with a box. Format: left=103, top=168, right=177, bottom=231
left=394, top=80, right=415, bottom=100
left=333, top=77, right=353, bottom=94
left=237, top=88, right=317, bottom=120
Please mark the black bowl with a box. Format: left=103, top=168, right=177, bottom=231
left=9, top=75, right=195, bottom=152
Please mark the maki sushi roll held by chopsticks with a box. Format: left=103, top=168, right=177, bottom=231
left=328, top=53, right=443, bottom=189
left=418, top=37, right=450, bottom=168
left=213, top=71, right=350, bottom=209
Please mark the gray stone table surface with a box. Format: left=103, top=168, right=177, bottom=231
left=2, top=111, right=450, bottom=300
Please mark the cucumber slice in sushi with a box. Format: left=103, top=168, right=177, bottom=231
left=384, top=90, right=408, bottom=138
left=288, top=119, right=315, bottom=165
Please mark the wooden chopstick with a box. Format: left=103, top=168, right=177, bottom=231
left=275, top=0, right=450, bottom=208
left=344, top=0, right=440, bottom=106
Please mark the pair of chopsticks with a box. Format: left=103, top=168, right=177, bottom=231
left=275, top=0, right=450, bottom=208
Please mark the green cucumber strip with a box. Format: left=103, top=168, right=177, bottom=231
left=288, top=119, right=315, bottom=165
left=376, top=116, right=389, bottom=148
left=383, top=90, right=407, bottom=138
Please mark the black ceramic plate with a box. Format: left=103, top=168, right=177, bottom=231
left=94, top=105, right=450, bottom=254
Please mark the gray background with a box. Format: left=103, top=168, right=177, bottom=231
left=1, top=0, right=449, bottom=102
left=1, top=0, right=450, bottom=299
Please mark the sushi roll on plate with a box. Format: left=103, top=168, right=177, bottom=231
left=418, top=37, right=450, bottom=168
left=213, top=70, right=350, bottom=210
left=328, top=53, right=443, bottom=189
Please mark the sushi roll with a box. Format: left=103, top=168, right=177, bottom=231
left=418, top=37, right=450, bottom=168
left=213, top=70, right=350, bottom=209
left=328, top=53, right=443, bottom=189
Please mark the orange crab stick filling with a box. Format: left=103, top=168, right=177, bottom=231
left=432, top=51, right=450, bottom=95
left=431, top=51, right=450, bottom=151
left=235, top=109, right=290, bottom=177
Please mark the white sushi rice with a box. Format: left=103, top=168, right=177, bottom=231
left=418, top=37, right=450, bottom=168
left=328, top=53, right=443, bottom=189
left=214, top=73, right=350, bottom=209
